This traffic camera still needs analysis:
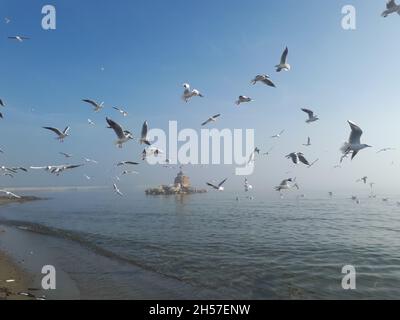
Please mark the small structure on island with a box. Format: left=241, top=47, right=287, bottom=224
left=145, top=168, right=207, bottom=195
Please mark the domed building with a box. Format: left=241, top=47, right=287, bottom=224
left=174, top=169, right=191, bottom=189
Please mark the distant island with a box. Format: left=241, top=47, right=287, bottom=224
left=145, top=170, right=207, bottom=195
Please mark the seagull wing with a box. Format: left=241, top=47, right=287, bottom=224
left=387, top=0, right=396, bottom=9
left=297, top=153, right=310, bottom=166
left=43, top=127, right=63, bottom=137
left=348, top=121, right=362, bottom=144
left=82, top=99, right=100, bottom=109
left=106, top=117, right=125, bottom=139
left=141, top=121, right=148, bottom=140
left=280, top=47, right=288, bottom=64
left=301, top=108, right=314, bottom=119
left=218, top=178, right=228, bottom=188
left=261, top=78, right=276, bottom=88
left=0, top=99, right=4, bottom=107
left=206, top=182, right=218, bottom=189
left=63, top=126, right=70, bottom=134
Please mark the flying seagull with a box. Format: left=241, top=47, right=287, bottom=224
left=106, top=117, right=133, bottom=148
left=206, top=178, right=227, bottom=191
left=88, top=119, right=95, bottom=126
left=113, top=183, right=123, bottom=196
left=201, top=114, right=221, bottom=126
left=377, top=147, right=395, bottom=153
left=301, top=108, right=319, bottom=123
left=286, top=152, right=310, bottom=166
left=0, top=189, right=21, bottom=199
left=235, top=96, right=253, bottom=106
left=4, top=17, right=11, bottom=24
left=42, top=126, right=70, bottom=142
left=271, top=129, right=285, bottom=138
left=274, top=178, right=299, bottom=192
left=113, top=107, right=128, bottom=117
left=356, top=176, right=368, bottom=184
left=140, top=121, right=151, bottom=145
left=0, top=98, right=4, bottom=107
left=251, top=75, right=276, bottom=88
left=382, top=0, right=400, bottom=17
left=30, top=164, right=83, bottom=175
left=59, top=152, right=72, bottom=158
left=244, top=178, right=253, bottom=192
left=340, top=121, right=372, bottom=162
left=8, top=35, right=30, bottom=42
left=275, top=47, right=290, bottom=72
left=121, top=170, right=139, bottom=175
left=303, top=137, right=311, bottom=146
left=182, top=83, right=204, bottom=102
left=82, top=99, right=104, bottom=112
left=83, top=157, right=98, bottom=164
left=116, top=161, right=139, bottom=166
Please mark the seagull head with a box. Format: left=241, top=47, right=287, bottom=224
left=182, top=83, right=190, bottom=89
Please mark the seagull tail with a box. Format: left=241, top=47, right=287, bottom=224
left=340, top=142, right=350, bottom=154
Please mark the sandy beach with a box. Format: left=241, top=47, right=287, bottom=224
left=0, top=196, right=46, bottom=300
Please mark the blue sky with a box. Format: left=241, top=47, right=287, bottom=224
left=0, top=0, right=399, bottom=195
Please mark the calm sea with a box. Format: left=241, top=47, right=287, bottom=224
left=1, top=189, right=400, bottom=299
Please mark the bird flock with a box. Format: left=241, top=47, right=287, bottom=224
left=0, top=3, right=399, bottom=202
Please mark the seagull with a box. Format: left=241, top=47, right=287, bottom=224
left=0, top=190, right=21, bottom=198
left=88, top=119, right=95, bottom=126
left=140, top=121, right=151, bottom=145
left=30, top=164, right=83, bottom=175
left=285, top=152, right=310, bottom=166
left=0, top=112, right=3, bottom=119
left=244, top=178, right=253, bottom=192
left=82, top=99, right=104, bottom=112
left=382, top=0, right=400, bottom=17
left=382, top=198, right=389, bottom=202
left=4, top=17, right=11, bottom=24
left=377, top=147, right=395, bottom=153
left=251, top=75, right=276, bottom=88
left=182, top=83, right=204, bottom=102
left=83, top=157, right=98, bottom=164
left=201, top=114, right=221, bottom=126
left=0, top=98, right=4, bottom=107
left=106, top=117, right=133, bottom=148
left=301, top=108, right=319, bottom=123
left=340, top=121, right=372, bottom=162
left=271, top=130, right=285, bottom=138
left=235, top=96, right=253, bottom=106
left=303, top=137, right=311, bottom=146
left=275, top=47, right=291, bottom=72
left=206, top=178, right=227, bottom=191
left=116, top=161, right=139, bottom=166
left=8, top=35, right=30, bottom=42
left=59, top=152, right=72, bottom=158
left=328, top=192, right=333, bottom=197
left=113, top=183, right=123, bottom=196
left=356, top=176, right=368, bottom=184
left=113, top=107, right=128, bottom=117
left=42, top=126, right=70, bottom=142
left=84, top=174, right=91, bottom=180
left=274, top=178, right=299, bottom=192
left=121, top=170, right=139, bottom=175
left=263, top=147, right=274, bottom=156
left=142, top=146, right=164, bottom=159
left=247, top=148, right=260, bottom=164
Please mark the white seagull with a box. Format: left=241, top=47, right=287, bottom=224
left=275, top=178, right=299, bottom=192
left=88, top=119, right=95, bottom=126
left=121, top=170, right=139, bottom=175
left=244, top=178, right=253, bottom=192
left=42, top=126, right=70, bottom=142
left=30, top=164, right=83, bottom=175
left=82, top=99, right=104, bottom=112
left=356, top=176, right=368, bottom=184
left=113, top=107, right=128, bottom=117
left=0, top=190, right=21, bottom=199
left=106, top=117, right=133, bottom=148
left=140, top=121, right=151, bottom=145
left=113, top=183, right=123, bottom=196
left=271, top=129, right=285, bottom=138
left=206, top=178, right=228, bottom=191
left=201, top=114, right=221, bottom=126
left=382, top=0, right=400, bottom=17
left=275, top=47, right=291, bottom=72
left=251, top=75, right=276, bottom=88
left=8, top=35, right=30, bottom=42
left=285, top=152, right=310, bottom=166
left=59, top=152, right=72, bottom=158
left=235, top=96, right=253, bottom=106
left=301, top=108, right=319, bottom=123
left=340, top=121, right=372, bottom=162
left=83, top=157, right=98, bottom=164
left=4, top=17, right=11, bottom=24
left=116, top=161, right=139, bottom=166
left=182, top=83, right=204, bottom=102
